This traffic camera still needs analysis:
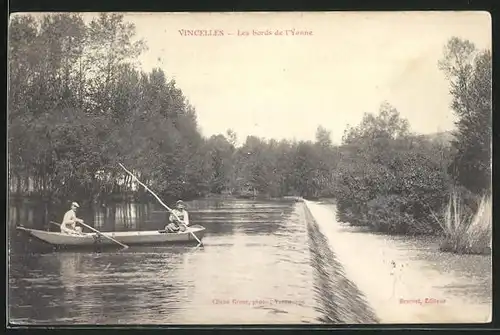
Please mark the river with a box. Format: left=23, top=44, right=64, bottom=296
left=8, top=197, right=492, bottom=325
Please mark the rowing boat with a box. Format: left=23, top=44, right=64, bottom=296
left=16, top=225, right=205, bottom=247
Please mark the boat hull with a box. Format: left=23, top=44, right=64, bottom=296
left=16, top=225, right=205, bottom=247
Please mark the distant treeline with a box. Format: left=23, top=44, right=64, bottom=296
left=9, top=14, right=491, bottom=239
left=7, top=13, right=338, bottom=203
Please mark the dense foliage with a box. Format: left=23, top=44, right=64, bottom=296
left=9, top=14, right=491, bottom=241
left=9, top=14, right=208, bottom=204
left=8, top=13, right=338, bottom=205
left=438, top=37, right=492, bottom=195
left=334, top=103, right=454, bottom=234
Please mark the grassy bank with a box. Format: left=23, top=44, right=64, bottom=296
left=437, top=192, right=492, bottom=255
left=315, top=192, right=491, bottom=256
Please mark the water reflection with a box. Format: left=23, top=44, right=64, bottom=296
left=11, top=246, right=204, bottom=324
left=9, top=253, right=68, bottom=322
left=8, top=198, right=294, bottom=236
left=9, top=198, right=321, bottom=325
left=8, top=197, right=494, bottom=325
left=191, top=199, right=296, bottom=238
left=91, top=203, right=153, bottom=232
left=174, top=203, right=319, bottom=324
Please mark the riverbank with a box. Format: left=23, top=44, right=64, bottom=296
left=303, top=200, right=491, bottom=324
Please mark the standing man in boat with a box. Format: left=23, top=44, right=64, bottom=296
left=165, top=200, right=189, bottom=233
left=61, top=202, right=84, bottom=235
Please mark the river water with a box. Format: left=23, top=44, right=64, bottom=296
left=8, top=198, right=492, bottom=325
left=9, top=198, right=319, bottom=324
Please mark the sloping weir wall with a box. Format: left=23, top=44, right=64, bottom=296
left=303, top=201, right=380, bottom=324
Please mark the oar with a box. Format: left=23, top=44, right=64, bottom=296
left=50, top=220, right=61, bottom=228
left=51, top=220, right=129, bottom=249
left=118, top=163, right=203, bottom=246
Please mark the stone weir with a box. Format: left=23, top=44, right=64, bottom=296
left=303, top=201, right=380, bottom=324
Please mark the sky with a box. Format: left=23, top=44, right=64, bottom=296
left=27, top=11, right=493, bottom=144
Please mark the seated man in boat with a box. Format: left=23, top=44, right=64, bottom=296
left=165, top=200, right=189, bottom=233
left=61, top=202, right=84, bottom=235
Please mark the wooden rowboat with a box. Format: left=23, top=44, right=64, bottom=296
left=16, top=225, right=205, bottom=247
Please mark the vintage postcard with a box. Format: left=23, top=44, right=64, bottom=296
left=7, top=11, right=492, bottom=325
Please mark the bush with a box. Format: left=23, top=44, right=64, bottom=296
left=335, top=142, right=450, bottom=234
left=365, top=195, right=431, bottom=234
left=335, top=162, right=380, bottom=226
left=335, top=103, right=454, bottom=234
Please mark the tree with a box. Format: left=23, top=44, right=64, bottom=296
left=204, top=135, right=234, bottom=194
left=315, top=126, right=332, bottom=148
left=438, top=37, right=492, bottom=194
left=8, top=13, right=207, bottom=204
left=314, top=126, right=338, bottom=196
left=335, top=103, right=451, bottom=234
left=226, top=129, right=238, bottom=147
left=84, top=13, right=147, bottom=116
left=342, top=102, right=410, bottom=147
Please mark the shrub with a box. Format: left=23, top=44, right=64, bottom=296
left=336, top=143, right=450, bottom=234
left=335, top=103, right=457, bottom=235
left=365, top=195, right=434, bottom=234
left=335, top=162, right=380, bottom=226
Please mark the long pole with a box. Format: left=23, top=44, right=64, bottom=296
left=51, top=220, right=129, bottom=249
left=118, top=163, right=203, bottom=245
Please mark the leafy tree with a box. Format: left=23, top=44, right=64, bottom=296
left=204, top=135, right=234, bottom=194
left=8, top=14, right=204, bottom=204
left=438, top=37, right=492, bottom=194
left=335, top=103, right=452, bottom=234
